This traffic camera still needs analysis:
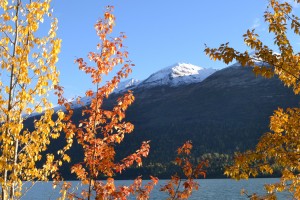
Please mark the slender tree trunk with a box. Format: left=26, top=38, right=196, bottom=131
left=88, top=83, right=100, bottom=200
left=10, top=139, right=19, bottom=198
left=3, top=1, right=20, bottom=199
left=2, top=183, right=7, bottom=200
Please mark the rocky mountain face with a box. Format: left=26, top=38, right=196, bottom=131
left=26, top=63, right=300, bottom=179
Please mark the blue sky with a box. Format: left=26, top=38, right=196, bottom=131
left=51, top=0, right=283, bottom=99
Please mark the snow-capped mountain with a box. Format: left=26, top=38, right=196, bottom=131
left=126, top=63, right=216, bottom=90
left=114, top=78, right=140, bottom=93
left=112, top=63, right=217, bottom=92
left=76, top=63, right=216, bottom=105
left=138, top=63, right=217, bottom=88
left=30, top=63, right=217, bottom=116
left=25, top=61, right=300, bottom=180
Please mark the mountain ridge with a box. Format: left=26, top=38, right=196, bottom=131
left=25, top=62, right=300, bottom=179
left=114, top=62, right=217, bottom=93
left=42, top=62, right=218, bottom=114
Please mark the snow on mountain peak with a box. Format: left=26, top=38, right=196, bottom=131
left=114, top=78, right=140, bottom=93
left=138, top=63, right=217, bottom=88
left=31, top=63, right=217, bottom=114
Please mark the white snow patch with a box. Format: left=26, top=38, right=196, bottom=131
left=28, top=63, right=217, bottom=116
left=137, top=63, right=217, bottom=88
left=114, top=78, right=140, bottom=93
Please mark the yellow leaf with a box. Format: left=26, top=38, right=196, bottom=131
left=57, top=111, right=64, bottom=120
left=3, top=13, right=10, bottom=21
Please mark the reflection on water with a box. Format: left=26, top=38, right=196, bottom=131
left=21, top=178, right=291, bottom=200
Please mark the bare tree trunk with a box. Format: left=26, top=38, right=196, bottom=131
left=4, top=1, right=21, bottom=199
left=10, top=139, right=19, bottom=199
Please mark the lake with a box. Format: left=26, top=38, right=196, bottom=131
left=21, top=178, right=291, bottom=200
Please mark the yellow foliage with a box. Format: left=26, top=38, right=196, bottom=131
left=57, top=110, right=65, bottom=120
left=206, top=0, right=300, bottom=199
left=0, top=0, right=71, bottom=199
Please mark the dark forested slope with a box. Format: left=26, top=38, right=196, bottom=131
left=26, top=65, right=300, bottom=179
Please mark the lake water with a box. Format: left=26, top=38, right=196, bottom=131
left=21, top=178, right=291, bottom=200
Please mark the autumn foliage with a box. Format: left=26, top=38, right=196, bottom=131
left=0, top=0, right=73, bottom=199
left=60, top=6, right=156, bottom=200
left=57, top=7, right=207, bottom=199
left=205, top=0, right=300, bottom=198
left=0, top=1, right=208, bottom=199
left=160, top=141, right=208, bottom=200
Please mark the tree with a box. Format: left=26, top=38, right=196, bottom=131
left=160, top=141, right=208, bottom=200
left=205, top=0, right=300, bottom=198
left=63, top=6, right=158, bottom=200
left=0, top=0, right=71, bottom=199
left=0, top=1, right=208, bottom=199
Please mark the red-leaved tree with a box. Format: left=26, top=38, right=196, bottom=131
left=161, top=141, right=208, bottom=200
left=59, top=6, right=158, bottom=200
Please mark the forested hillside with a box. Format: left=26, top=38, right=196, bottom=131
left=25, top=64, right=300, bottom=179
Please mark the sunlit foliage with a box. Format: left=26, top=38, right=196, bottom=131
left=160, top=141, right=208, bottom=200
left=0, top=0, right=74, bottom=199
left=60, top=6, right=158, bottom=200
left=205, top=0, right=300, bottom=198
